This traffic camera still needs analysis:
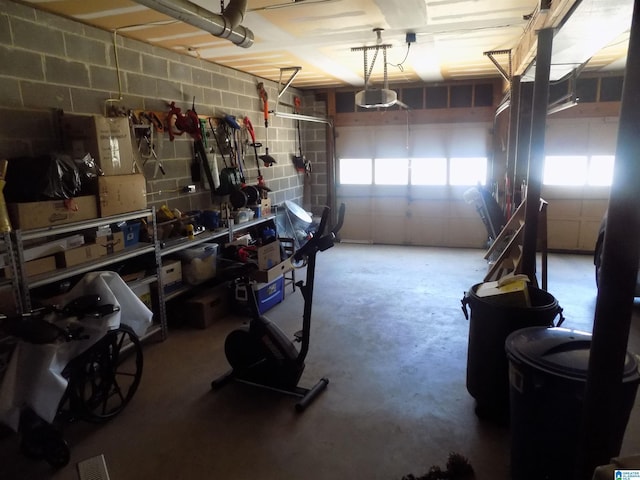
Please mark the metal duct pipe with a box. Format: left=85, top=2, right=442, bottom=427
left=133, top=0, right=253, bottom=48
left=222, top=0, right=247, bottom=28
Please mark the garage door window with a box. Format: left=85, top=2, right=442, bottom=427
left=411, top=157, right=447, bottom=185
left=339, top=157, right=486, bottom=185
left=339, top=158, right=372, bottom=184
left=543, top=155, right=614, bottom=186
left=588, top=155, right=614, bottom=186
left=449, top=157, right=487, bottom=186
left=374, top=158, right=409, bottom=185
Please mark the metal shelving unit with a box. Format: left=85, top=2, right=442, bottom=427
left=11, top=208, right=167, bottom=341
left=8, top=210, right=278, bottom=342
left=160, top=215, right=277, bottom=303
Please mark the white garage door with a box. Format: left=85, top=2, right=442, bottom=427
left=335, top=122, right=492, bottom=248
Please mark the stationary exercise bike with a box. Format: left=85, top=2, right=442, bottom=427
left=211, top=203, right=345, bottom=412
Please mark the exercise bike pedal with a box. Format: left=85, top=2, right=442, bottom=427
left=293, top=330, right=303, bottom=342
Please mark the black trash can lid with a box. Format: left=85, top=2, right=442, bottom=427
left=506, top=327, right=640, bottom=382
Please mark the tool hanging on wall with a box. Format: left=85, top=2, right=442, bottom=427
left=166, top=99, right=216, bottom=200
left=129, top=111, right=165, bottom=177
left=243, top=116, right=270, bottom=192
left=134, top=123, right=165, bottom=178
left=224, top=114, right=246, bottom=184
left=257, top=82, right=276, bottom=166
left=292, top=96, right=312, bottom=176
left=208, top=117, right=242, bottom=196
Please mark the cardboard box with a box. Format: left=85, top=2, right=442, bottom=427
left=251, top=259, right=293, bottom=284
left=257, top=240, right=281, bottom=270
left=56, top=243, right=104, bottom=268
left=0, top=266, right=12, bottom=280
left=475, top=275, right=531, bottom=307
left=0, top=252, right=10, bottom=268
left=185, top=282, right=230, bottom=329
left=23, top=234, right=85, bottom=262
left=24, top=256, right=57, bottom=277
left=62, top=115, right=135, bottom=176
left=7, top=196, right=98, bottom=230
left=98, top=174, right=147, bottom=218
left=161, top=260, right=183, bottom=290
left=94, top=231, right=125, bottom=255
left=260, top=198, right=272, bottom=217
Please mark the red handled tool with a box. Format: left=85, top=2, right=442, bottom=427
left=257, top=83, right=276, bottom=166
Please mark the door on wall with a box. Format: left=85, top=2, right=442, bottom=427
left=335, top=122, right=491, bottom=248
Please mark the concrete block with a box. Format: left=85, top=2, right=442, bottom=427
left=1, top=0, right=36, bottom=20
left=111, top=48, right=140, bottom=72
left=221, top=93, right=240, bottom=110
left=82, top=25, right=113, bottom=44
left=69, top=87, right=118, bottom=115
left=21, top=81, right=71, bottom=111
left=0, top=16, right=11, bottom=44
left=45, top=56, right=90, bottom=87
left=212, top=73, right=230, bottom=91
left=157, top=78, right=182, bottom=102
left=11, top=17, right=64, bottom=56
left=192, top=68, right=212, bottom=88
left=169, top=62, right=192, bottom=84
left=0, top=78, right=22, bottom=108
left=127, top=72, right=157, bottom=97
left=203, top=88, right=222, bottom=107
left=0, top=46, right=44, bottom=81
left=90, top=65, right=120, bottom=92
left=0, top=108, right=54, bottom=142
left=237, top=95, right=252, bottom=111
left=64, top=33, right=108, bottom=66
left=37, top=9, right=84, bottom=35
left=142, top=55, right=168, bottom=79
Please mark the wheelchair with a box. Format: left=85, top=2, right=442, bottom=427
left=0, top=295, right=144, bottom=469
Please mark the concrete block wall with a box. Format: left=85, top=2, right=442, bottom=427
left=300, top=96, right=331, bottom=215
left=0, top=0, right=326, bottom=217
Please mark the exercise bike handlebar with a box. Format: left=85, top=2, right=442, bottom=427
left=293, top=203, right=345, bottom=262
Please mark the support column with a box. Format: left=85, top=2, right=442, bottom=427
left=520, top=28, right=553, bottom=282
left=578, top=0, right=640, bottom=477
left=506, top=75, right=521, bottom=218
left=515, top=81, right=534, bottom=206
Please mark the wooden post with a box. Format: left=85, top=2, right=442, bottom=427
left=520, top=28, right=553, bottom=282
left=578, top=0, right=640, bottom=476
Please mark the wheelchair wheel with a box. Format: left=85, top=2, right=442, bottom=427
left=68, top=324, right=143, bottom=423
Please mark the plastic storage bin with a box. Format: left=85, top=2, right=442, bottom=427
left=235, top=275, right=284, bottom=314
left=506, top=327, right=640, bottom=480
left=121, top=222, right=141, bottom=247
left=175, top=244, right=218, bottom=285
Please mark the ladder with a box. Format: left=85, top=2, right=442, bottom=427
left=484, top=198, right=548, bottom=290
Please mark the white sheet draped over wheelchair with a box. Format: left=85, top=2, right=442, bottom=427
left=0, top=272, right=152, bottom=430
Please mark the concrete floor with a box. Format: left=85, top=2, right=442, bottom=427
left=1, top=244, right=639, bottom=479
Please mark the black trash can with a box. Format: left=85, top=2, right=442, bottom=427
left=461, top=284, right=563, bottom=421
left=506, top=327, right=640, bottom=480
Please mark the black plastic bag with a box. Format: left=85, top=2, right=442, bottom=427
left=75, top=153, right=102, bottom=196
left=4, top=153, right=82, bottom=202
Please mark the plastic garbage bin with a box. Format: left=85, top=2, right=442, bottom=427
left=461, top=284, right=563, bottom=421
left=506, top=327, right=640, bottom=480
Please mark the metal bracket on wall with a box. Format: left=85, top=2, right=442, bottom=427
left=484, top=49, right=512, bottom=84
left=273, top=66, right=332, bottom=126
